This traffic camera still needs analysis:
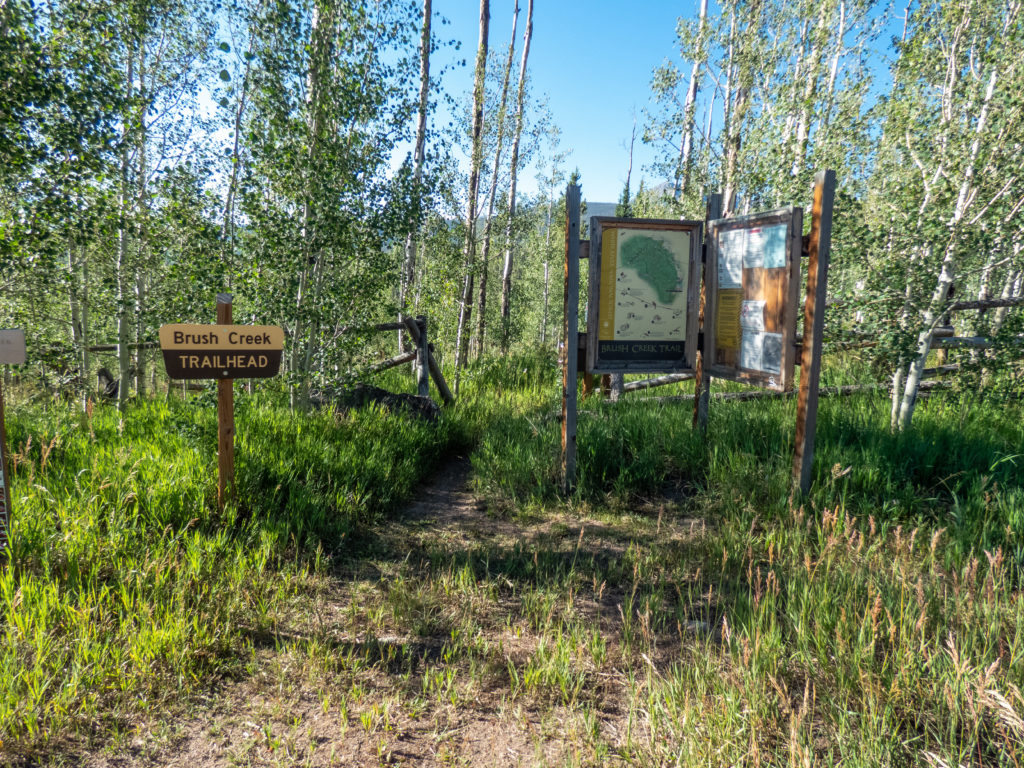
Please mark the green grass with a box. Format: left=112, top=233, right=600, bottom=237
left=0, top=390, right=470, bottom=755
left=0, top=350, right=1022, bottom=765
left=472, top=370, right=1024, bottom=566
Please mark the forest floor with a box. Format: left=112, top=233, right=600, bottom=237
left=80, top=455, right=701, bottom=767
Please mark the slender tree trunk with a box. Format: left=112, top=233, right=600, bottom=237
left=67, top=241, right=85, bottom=407
left=992, top=256, right=1022, bottom=333
left=80, top=249, right=90, bottom=410
left=454, top=0, right=489, bottom=389
left=792, top=4, right=826, bottom=177
left=473, top=0, right=519, bottom=359
left=622, top=113, right=636, bottom=210
left=817, top=0, right=846, bottom=141
left=134, top=42, right=147, bottom=398
left=498, top=0, right=532, bottom=351
left=677, top=0, right=708, bottom=198
left=540, top=188, right=552, bottom=344
left=222, top=15, right=259, bottom=288
left=116, top=54, right=135, bottom=411
left=68, top=244, right=81, bottom=358
left=897, top=68, right=999, bottom=430
left=291, top=1, right=329, bottom=410
left=398, top=0, right=432, bottom=353
left=721, top=6, right=743, bottom=215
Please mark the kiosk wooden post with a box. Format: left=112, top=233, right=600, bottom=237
left=216, top=294, right=235, bottom=510
left=694, top=193, right=723, bottom=432
left=792, top=170, right=836, bottom=496
left=561, top=183, right=581, bottom=494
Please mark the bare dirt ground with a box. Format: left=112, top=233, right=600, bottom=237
left=73, top=456, right=706, bottom=768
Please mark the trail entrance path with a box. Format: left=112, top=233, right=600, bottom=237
left=81, top=456, right=710, bottom=768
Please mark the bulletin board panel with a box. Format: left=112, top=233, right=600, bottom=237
left=705, top=207, right=803, bottom=392
left=586, top=217, right=703, bottom=374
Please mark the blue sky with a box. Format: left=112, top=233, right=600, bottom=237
left=429, top=0, right=906, bottom=205
left=431, top=0, right=690, bottom=203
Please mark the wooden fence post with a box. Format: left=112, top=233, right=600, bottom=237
left=562, top=183, right=581, bottom=494
left=415, top=315, right=429, bottom=397
left=792, top=170, right=836, bottom=497
left=610, top=373, right=623, bottom=402
left=0, top=378, right=11, bottom=565
left=402, top=315, right=454, bottom=405
left=694, top=193, right=723, bottom=431
left=217, top=294, right=235, bottom=510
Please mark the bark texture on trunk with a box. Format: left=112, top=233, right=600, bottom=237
left=499, top=0, right=533, bottom=351
left=454, top=0, right=489, bottom=389
left=398, top=0, right=432, bottom=353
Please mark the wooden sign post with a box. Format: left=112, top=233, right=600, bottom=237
left=792, top=170, right=836, bottom=496
left=694, top=193, right=723, bottom=432
left=216, top=295, right=235, bottom=509
left=561, top=183, right=581, bottom=494
left=0, top=329, right=26, bottom=564
left=159, top=298, right=283, bottom=510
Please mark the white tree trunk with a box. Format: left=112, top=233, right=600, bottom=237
left=398, top=0, right=431, bottom=353
left=498, top=0, right=532, bottom=351
left=896, top=68, right=999, bottom=430
left=116, top=54, right=135, bottom=410
left=454, top=0, right=490, bottom=388
left=473, top=0, right=519, bottom=358
left=676, top=0, right=708, bottom=199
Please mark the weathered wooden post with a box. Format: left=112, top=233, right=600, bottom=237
left=562, top=183, right=581, bottom=494
left=792, top=170, right=836, bottom=496
left=0, top=375, right=11, bottom=566
left=610, top=373, right=623, bottom=402
left=415, top=315, right=429, bottom=398
left=0, top=329, right=26, bottom=565
left=216, top=294, right=235, bottom=509
left=693, top=193, right=722, bottom=432
left=402, top=316, right=454, bottom=405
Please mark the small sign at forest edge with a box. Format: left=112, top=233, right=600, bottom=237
left=159, top=324, right=284, bottom=379
left=0, top=330, right=26, bottom=366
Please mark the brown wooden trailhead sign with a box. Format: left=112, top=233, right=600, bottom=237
left=159, top=324, right=283, bottom=379
left=160, top=299, right=284, bottom=510
left=0, top=329, right=26, bottom=564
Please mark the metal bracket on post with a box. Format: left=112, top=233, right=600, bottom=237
left=792, top=170, right=836, bottom=498
left=561, top=184, right=581, bottom=495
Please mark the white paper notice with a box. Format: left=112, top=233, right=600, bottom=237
left=761, top=224, right=788, bottom=269
left=762, top=332, right=783, bottom=374
left=739, top=300, right=766, bottom=330
left=743, top=228, right=764, bottom=268
left=740, top=330, right=763, bottom=370
left=717, top=229, right=744, bottom=289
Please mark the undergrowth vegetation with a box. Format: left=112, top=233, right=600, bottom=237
left=0, top=351, right=1021, bottom=766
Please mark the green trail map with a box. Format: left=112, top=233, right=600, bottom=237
left=620, top=236, right=680, bottom=304
left=612, top=229, right=690, bottom=341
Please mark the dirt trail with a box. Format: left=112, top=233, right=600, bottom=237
left=79, top=456, right=701, bottom=767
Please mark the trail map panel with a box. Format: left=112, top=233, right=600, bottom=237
left=159, top=324, right=284, bottom=379
left=705, top=207, right=802, bottom=392
left=586, top=217, right=702, bottom=374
